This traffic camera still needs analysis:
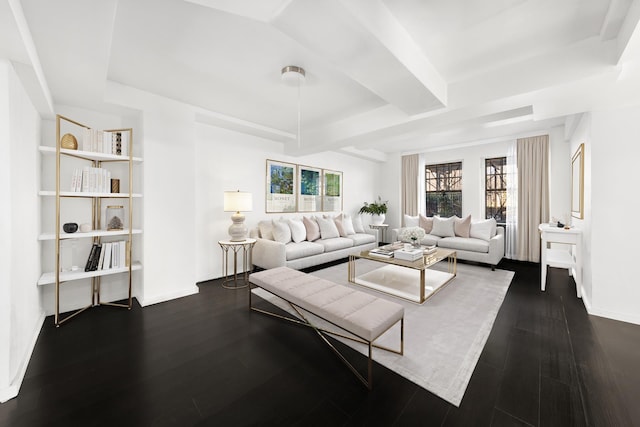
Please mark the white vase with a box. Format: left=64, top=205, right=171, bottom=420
left=371, top=213, right=385, bottom=225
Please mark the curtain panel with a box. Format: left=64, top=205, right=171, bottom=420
left=516, top=135, right=550, bottom=262
left=401, top=154, right=419, bottom=223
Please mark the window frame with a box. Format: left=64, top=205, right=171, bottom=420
left=425, top=161, right=463, bottom=217
left=484, top=156, right=507, bottom=224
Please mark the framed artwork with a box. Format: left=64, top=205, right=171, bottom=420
left=266, top=159, right=297, bottom=213
left=297, top=165, right=322, bottom=212
left=322, top=169, right=343, bottom=212
left=571, top=143, right=584, bottom=219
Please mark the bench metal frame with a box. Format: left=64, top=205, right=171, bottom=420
left=249, top=281, right=404, bottom=390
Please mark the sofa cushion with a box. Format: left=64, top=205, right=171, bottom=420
left=454, top=215, right=471, bottom=238
left=437, top=237, right=489, bottom=253
left=258, top=220, right=274, bottom=240
left=420, top=234, right=442, bottom=246
left=303, top=216, right=320, bottom=241
left=418, top=214, right=433, bottom=233
left=285, top=241, right=325, bottom=261
left=404, top=214, right=419, bottom=227
left=317, top=237, right=354, bottom=252
left=272, top=219, right=292, bottom=244
left=347, top=233, right=376, bottom=246
left=352, top=215, right=365, bottom=233
left=288, top=218, right=306, bottom=243
left=469, top=218, right=497, bottom=241
left=316, top=216, right=340, bottom=239
left=431, top=216, right=455, bottom=237
left=334, top=217, right=347, bottom=237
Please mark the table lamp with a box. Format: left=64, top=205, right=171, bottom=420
left=224, top=190, right=253, bottom=241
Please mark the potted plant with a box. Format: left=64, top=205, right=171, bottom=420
left=359, top=196, right=388, bottom=225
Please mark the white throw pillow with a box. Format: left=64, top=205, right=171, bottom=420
left=352, top=215, right=365, bottom=233
left=272, top=219, right=292, bottom=244
left=404, top=214, right=419, bottom=227
left=470, top=218, right=497, bottom=241
left=316, top=216, right=340, bottom=239
left=430, top=216, right=455, bottom=237
left=258, top=220, right=274, bottom=240
left=288, top=218, right=306, bottom=243
left=342, top=215, right=356, bottom=235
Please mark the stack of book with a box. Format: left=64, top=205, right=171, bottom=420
left=394, top=247, right=424, bottom=261
left=84, top=241, right=129, bottom=272
left=369, top=248, right=395, bottom=259
left=423, top=245, right=437, bottom=255
left=382, top=242, right=404, bottom=251
left=82, top=129, right=129, bottom=156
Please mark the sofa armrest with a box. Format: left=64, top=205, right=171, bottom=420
left=252, top=238, right=286, bottom=269
left=489, top=227, right=505, bottom=259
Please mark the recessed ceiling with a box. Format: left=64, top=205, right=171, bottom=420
left=7, top=0, right=640, bottom=158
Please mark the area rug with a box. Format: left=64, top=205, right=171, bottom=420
left=252, top=260, right=514, bottom=406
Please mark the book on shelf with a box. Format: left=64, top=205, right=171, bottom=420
left=84, top=243, right=101, bottom=272
left=72, top=167, right=111, bottom=193
left=102, top=242, right=112, bottom=270
left=82, top=128, right=130, bottom=156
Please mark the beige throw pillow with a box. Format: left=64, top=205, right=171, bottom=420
left=272, top=219, right=292, bottom=244
left=454, top=215, right=471, bottom=238
left=419, top=214, right=434, bottom=234
left=352, top=215, right=365, bottom=233
left=258, top=220, right=274, bottom=240
left=303, top=216, right=320, bottom=241
left=404, top=214, right=419, bottom=227
left=316, top=216, right=340, bottom=239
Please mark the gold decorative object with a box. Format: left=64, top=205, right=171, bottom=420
left=60, top=133, right=78, bottom=150
left=111, top=178, right=120, bottom=193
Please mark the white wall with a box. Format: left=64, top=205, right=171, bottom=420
left=588, top=106, right=640, bottom=324
left=0, top=60, right=44, bottom=402
left=194, top=124, right=382, bottom=282
left=569, top=114, right=593, bottom=303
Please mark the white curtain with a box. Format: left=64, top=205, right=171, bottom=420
left=505, top=141, right=518, bottom=259
left=401, top=154, right=419, bottom=222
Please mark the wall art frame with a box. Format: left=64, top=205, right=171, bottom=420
left=266, top=159, right=297, bottom=213
left=571, top=143, right=584, bottom=219
left=322, top=169, right=343, bottom=212
left=297, top=164, right=323, bottom=212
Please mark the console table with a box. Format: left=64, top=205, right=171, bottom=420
left=538, top=224, right=582, bottom=298
left=218, top=238, right=256, bottom=289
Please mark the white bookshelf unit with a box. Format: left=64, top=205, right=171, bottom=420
left=39, top=115, right=143, bottom=326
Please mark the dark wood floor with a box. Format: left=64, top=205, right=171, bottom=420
left=1, top=259, right=638, bottom=426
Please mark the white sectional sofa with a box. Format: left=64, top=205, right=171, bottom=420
left=250, top=214, right=377, bottom=270
left=392, top=214, right=505, bottom=270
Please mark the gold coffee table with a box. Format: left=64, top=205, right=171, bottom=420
left=348, top=248, right=457, bottom=304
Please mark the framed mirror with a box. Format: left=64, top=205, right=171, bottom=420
left=571, top=143, right=584, bottom=219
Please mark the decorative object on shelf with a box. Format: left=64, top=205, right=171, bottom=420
left=62, top=222, right=78, bottom=233
left=224, top=190, right=253, bottom=241
left=111, top=178, right=120, bottom=193
left=60, top=133, right=78, bottom=150
left=359, top=196, right=388, bottom=225
left=79, top=223, right=92, bottom=233
left=281, top=65, right=305, bottom=148
left=106, top=205, right=124, bottom=230
left=399, top=226, right=425, bottom=247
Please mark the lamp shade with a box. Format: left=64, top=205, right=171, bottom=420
left=224, top=191, right=253, bottom=212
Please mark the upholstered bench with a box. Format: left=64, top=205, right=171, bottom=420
left=249, top=266, right=404, bottom=389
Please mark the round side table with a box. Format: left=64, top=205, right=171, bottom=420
left=369, top=223, right=389, bottom=245
left=218, top=238, right=256, bottom=289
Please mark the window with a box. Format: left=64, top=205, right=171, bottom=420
left=485, top=157, right=507, bottom=223
left=425, top=162, right=462, bottom=217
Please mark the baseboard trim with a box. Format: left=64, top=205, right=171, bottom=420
left=137, top=286, right=199, bottom=307
left=580, top=287, right=640, bottom=325
left=0, top=311, right=45, bottom=403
